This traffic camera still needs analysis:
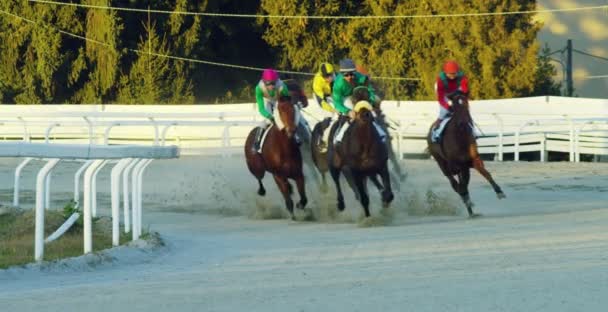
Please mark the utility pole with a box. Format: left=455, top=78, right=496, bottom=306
left=148, top=5, right=152, bottom=75
left=566, top=39, right=573, bottom=97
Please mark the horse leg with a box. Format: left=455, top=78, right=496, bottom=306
left=352, top=172, right=371, bottom=217
left=294, top=174, right=308, bottom=210
left=329, top=166, right=345, bottom=211
left=370, top=175, right=384, bottom=193
left=379, top=164, right=394, bottom=208
left=273, top=174, right=295, bottom=220
left=257, top=179, right=266, bottom=196
left=458, top=169, right=477, bottom=218
left=472, top=158, right=506, bottom=199
left=342, top=167, right=360, bottom=201
left=245, top=129, right=266, bottom=196
left=436, top=159, right=460, bottom=195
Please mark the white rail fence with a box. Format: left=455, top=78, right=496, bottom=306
left=2, top=96, right=606, bottom=161
left=1, top=142, right=178, bottom=262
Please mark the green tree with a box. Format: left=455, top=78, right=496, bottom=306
left=72, top=0, right=123, bottom=104
left=260, top=0, right=555, bottom=101
left=531, top=43, right=562, bottom=96
left=117, top=21, right=171, bottom=104
left=0, top=1, right=84, bottom=103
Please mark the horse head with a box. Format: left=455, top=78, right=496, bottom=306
left=353, top=100, right=375, bottom=124
left=284, top=79, right=308, bottom=108
left=277, top=95, right=297, bottom=139
left=448, top=91, right=472, bottom=130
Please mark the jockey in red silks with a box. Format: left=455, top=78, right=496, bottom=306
left=431, top=60, right=469, bottom=143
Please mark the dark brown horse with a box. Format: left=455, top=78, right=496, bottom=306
left=244, top=95, right=307, bottom=220
left=328, top=101, right=394, bottom=218
left=427, top=91, right=505, bottom=217
left=311, top=86, right=388, bottom=193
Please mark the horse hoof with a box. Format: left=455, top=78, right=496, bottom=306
left=258, top=189, right=266, bottom=196
left=382, top=192, right=394, bottom=204
left=468, top=213, right=483, bottom=219
left=337, top=202, right=345, bottom=211
left=296, top=202, right=306, bottom=210
left=497, top=192, right=506, bottom=199
left=382, top=201, right=390, bottom=209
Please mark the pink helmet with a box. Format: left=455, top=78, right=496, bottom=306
left=261, top=68, right=279, bottom=82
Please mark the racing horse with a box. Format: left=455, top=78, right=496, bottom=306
left=328, top=100, right=394, bottom=217
left=245, top=93, right=307, bottom=220
left=427, top=91, right=506, bottom=217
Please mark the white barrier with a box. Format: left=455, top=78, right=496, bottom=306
left=0, top=142, right=179, bottom=262
left=0, top=96, right=606, bottom=161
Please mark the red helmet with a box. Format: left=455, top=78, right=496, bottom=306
left=443, top=61, right=460, bottom=74
left=261, top=68, right=279, bottom=82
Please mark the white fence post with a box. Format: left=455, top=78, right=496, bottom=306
left=136, top=159, right=153, bottom=238
left=83, top=159, right=105, bottom=254
left=35, top=159, right=60, bottom=262
left=568, top=118, right=575, bottom=162
left=111, top=158, right=133, bottom=246
left=493, top=114, right=504, bottom=161
left=74, top=160, right=95, bottom=206
left=13, top=157, right=32, bottom=207
left=540, top=133, right=547, bottom=162
left=122, top=159, right=138, bottom=233
left=91, top=160, right=108, bottom=218
left=45, top=171, right=52, bottom=210
left=131, top=159, right=148, bottom=240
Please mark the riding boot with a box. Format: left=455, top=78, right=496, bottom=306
left=333, top=119, right=346, bottom=147
left=373, top=121, right=387, bottom=143
left=253, top=127, right=264, bottom=153
left=431, top=119, right=441, bottom=143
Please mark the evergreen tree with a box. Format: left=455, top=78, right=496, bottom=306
left=117, top=21, right=171, bottom=104
left=531, top=43, right=562, bottom=96
left=73, top=0, right=123, bottom=103
left=0, top=1, right=84, bottom=103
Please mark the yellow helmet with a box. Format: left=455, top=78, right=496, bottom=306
left=353, top=100, right=373, bottom=113
left=320, top=63, right=335, bottom=77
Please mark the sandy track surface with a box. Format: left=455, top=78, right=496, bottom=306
left=1, top=157, right=607, bottom=311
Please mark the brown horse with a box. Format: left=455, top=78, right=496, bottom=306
left=244, top=95, right=307, bottom=220
left=328, top=101, right=394, bottom=218
left=427, top=91, right=505, bottom=217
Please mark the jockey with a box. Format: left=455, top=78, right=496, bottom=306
left=312, top=62, right=337, bottom=114
left=333, top=58, right=386, bottom=145
left=253, top=68, right=290, bottom=152
left=431, top=60, right=469, bottom=143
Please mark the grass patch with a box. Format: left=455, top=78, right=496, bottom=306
left=0, top=208, right=131, bottom=269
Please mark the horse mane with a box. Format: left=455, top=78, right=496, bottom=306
left=282, top=79, right=300, bottom=92
left=282, top=79, right=307, bottom=107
